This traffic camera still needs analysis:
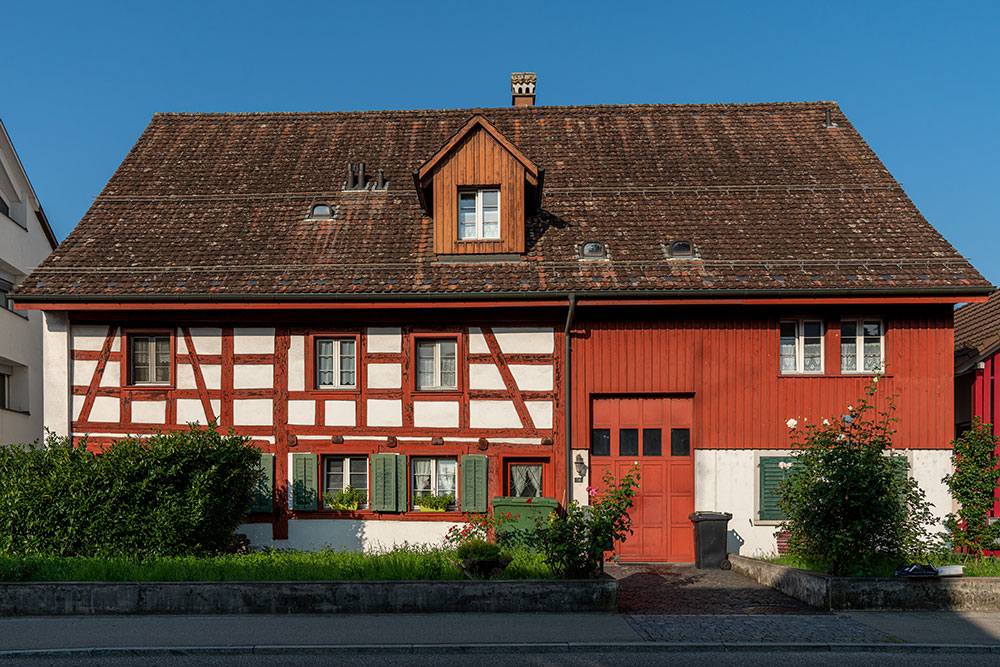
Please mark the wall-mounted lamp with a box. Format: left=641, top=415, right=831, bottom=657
left=574, top=453, right=587, bottom=478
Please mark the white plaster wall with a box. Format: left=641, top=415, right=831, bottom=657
left=72, top=359, right=97, bottom=387
left=510, top=364, right=553, bottom=391
left=176, top=399, right=207, bottom=424
left=188, top=328, right=222, bottom=355
left=234, top=364, right=273, bottom=389
left=201, top=365, right=221, bottom=390
left=367, top=399, right=402, bottom=427
left=494, top=327, right=555, bottom=354
left=571, top=449, right=591, bottom=505
left=131, top=401, right=166, bottom=424
left=288, top=400, right=315, bottom=426
left=288, top=335, right=305, bottom=391
left=42, top=311, right=71, bottom=437
left=100, top=361, right=120, bottom=388
left=239, top=519, right=459, bottom=552
left=469, top=400, right=521, bottom=429
left=367, top=363, right=401, bottom=389
left=234, top=399, right=273, bottom=426
left=89, top=396, right=120, bottom=423
left=70, top=325, right=109, bottom=352
left=325, top=400, right=356, bottom=426
left=525, top=401, right=553, bottom=429
left=413, top=401, right=459, bottom=428
left=469, top=363, right=505, bottom=390
left=695, top=448, right=957, bottom=558
left=176, top=363, right=197, bottom=390
left=233, top=328, right=275, bottom=354
left=367, top=327, right=401, bottom=353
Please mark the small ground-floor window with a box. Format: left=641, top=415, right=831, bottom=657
left=412, top=457, right=457, bottom=508
left=508, top=462, right=543, bottom=497
left=323, top=456, right=369, bottom=509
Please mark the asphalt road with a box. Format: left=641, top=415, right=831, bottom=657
left=0, top=651, right=990, bottom=667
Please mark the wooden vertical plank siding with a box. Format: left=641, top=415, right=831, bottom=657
left=431, top=127, right=526, bottom=255
left=572, top=307, right=955, bottom=451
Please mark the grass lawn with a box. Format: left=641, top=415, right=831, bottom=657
left=766, top=553, right=1000, bottom=578
left=0, top=547, right=556, bottom=582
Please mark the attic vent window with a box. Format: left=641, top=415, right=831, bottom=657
left=310, top=204, right=334, bottom=219
left=669, top=240, right=693, bottom=257
left=580, top=242, right=606, bottom=258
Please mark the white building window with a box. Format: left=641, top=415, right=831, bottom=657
left=458, top=189, right=500, bottom=240
left=412, top=457, right=457, bottom=504
left=129, top=335, right=171, bottom=384
left=841, top=319, right=884, bottom=373
left=316, top=338, right=356, bottom=388
left=323, top=456, right=368, bottom=508
left=780, top=320, right=823, bottom=374
left=416, top=339, right=457, bottom=390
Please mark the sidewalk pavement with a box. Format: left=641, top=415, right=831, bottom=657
left=0, top=611, right=998, bottom=657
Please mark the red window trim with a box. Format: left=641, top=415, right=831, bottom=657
left=303, top=331, right=362, bottom=396
left=501, top=456, right=551, bottom=497
left=121, top=328, right=176, bottom=390
left=411, top=333, right=464, bottom=395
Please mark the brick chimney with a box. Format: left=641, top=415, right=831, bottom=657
left=511, top=72, right=536, bottom=107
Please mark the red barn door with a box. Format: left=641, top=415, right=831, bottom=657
left=591, top=396, right=695, bottom=562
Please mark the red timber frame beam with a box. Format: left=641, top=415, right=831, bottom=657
left=78, top=326, right=119, bottom=423
left=481, top=326, right=535, bottom=430
left=181, top=327, right=216, bottom=423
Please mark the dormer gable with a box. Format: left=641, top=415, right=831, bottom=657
left=414, top=114, right=542, bottom=255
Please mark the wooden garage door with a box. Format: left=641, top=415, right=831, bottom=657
left=591, top=396, right=695, bottom=562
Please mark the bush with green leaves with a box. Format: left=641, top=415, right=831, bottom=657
left=0, top=424, right=261, bottom=558
left=943, top=418, right=1000, bottom=556
left=535, top=465, right=640, bottom=578
left=778, top=381, right=937, bottom=576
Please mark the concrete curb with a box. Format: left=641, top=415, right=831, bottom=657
left=2, top=642, right=1000, bottom=658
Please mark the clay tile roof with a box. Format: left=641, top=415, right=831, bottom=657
left=955, top=290, right=1000, bottom=359
left=13, top=101, right=992, bottom=302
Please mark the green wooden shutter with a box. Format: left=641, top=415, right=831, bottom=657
left=460, top=455, right=488, bottom=513
left=759, top=456, right=796, bottom=521
left=372, top=453, right=406, bottom=512
left=251, top=452, right=274, bottom=513
left=291, top=453, right=318, bottom=511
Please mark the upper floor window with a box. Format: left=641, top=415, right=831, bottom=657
left=458, top=189, right=500, bottom=240
left=841, top=319, right=884, bottom=373
left=0, top=370, right=8, bottom=410
left=316, top=338, right=356, bottom=389
left=416, top=339, right=457, bottom=390
left=0, top=197, right=8, bottom=219
left=780, top=320, right=823, bottom=374
left=129, top=334, right=171, bottom=385
left=0, top=278, right=13, bottom=312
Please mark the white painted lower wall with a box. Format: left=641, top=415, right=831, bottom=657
left=694, top=449, right=954, bottom=558
left=239, top=519, right=460, bottom=552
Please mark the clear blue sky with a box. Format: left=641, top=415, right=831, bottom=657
left=3, top=1, right=998, bottom=285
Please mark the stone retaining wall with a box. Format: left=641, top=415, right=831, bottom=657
left=0, top=578, right=617, bottom=616
left=730, top=554, right=1000, bottom=611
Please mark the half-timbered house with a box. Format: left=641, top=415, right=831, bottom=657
left=14, top=74, right=991, bottom=559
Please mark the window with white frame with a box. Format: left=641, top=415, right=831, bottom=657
left=841, top=319, right=884, bottom=373
left=412, top=457, right=457, bottom=504
left=779, top=320, right=823, bottom=374
left=129, top=335, right=171, bottom=384
left=316, top=338, right=356, bottom=389
left=458, top=189, right=500, bottom=240
left=323, top=456, right=368, bottom=508
left=416, top=339, right=457, bottom=390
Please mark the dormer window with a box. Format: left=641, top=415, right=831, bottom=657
left=310, top=203, right=333, bottom=219
left=669, top=240, right=693, bottom=257
left=458, top=189, right=500, bottom=240
left=580, top=242, right=606, bottom=258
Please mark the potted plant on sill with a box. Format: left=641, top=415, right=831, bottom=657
left=323, top=486, right=367, bottom=511
left=415, top=493, right=454, bottom=512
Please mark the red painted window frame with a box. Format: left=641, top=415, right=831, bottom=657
left=411, top=332, right=464, bottom=395
left=303, top=331, right=362, bottom=396
left=121, top=328, right=176, bottom=390
left=501, top=456, right=551, bottom=497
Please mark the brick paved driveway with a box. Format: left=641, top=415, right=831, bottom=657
left=606, top=562, right=815, bottom=615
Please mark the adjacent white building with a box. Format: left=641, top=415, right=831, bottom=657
left=0, top=119, right=57, bottom=445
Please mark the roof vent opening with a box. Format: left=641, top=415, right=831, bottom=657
left=580, top=241, right=607, bottom=259
left=668, top=240, right=693, bottom=257
left=309, top=203, right=334, bottom=219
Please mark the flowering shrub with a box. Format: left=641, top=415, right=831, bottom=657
left=535, top=465, right=640, bottom=578
left=943, top=418, right=1000, bottom=556
left=444, top=510, right=521, bottom=545
left=779, top=380, right=936, bottom=576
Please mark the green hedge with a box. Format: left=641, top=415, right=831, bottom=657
left=0, top=426, right=261, bottom=558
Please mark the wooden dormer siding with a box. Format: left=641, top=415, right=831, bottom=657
left=417, top=115, right=540, bottom=256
